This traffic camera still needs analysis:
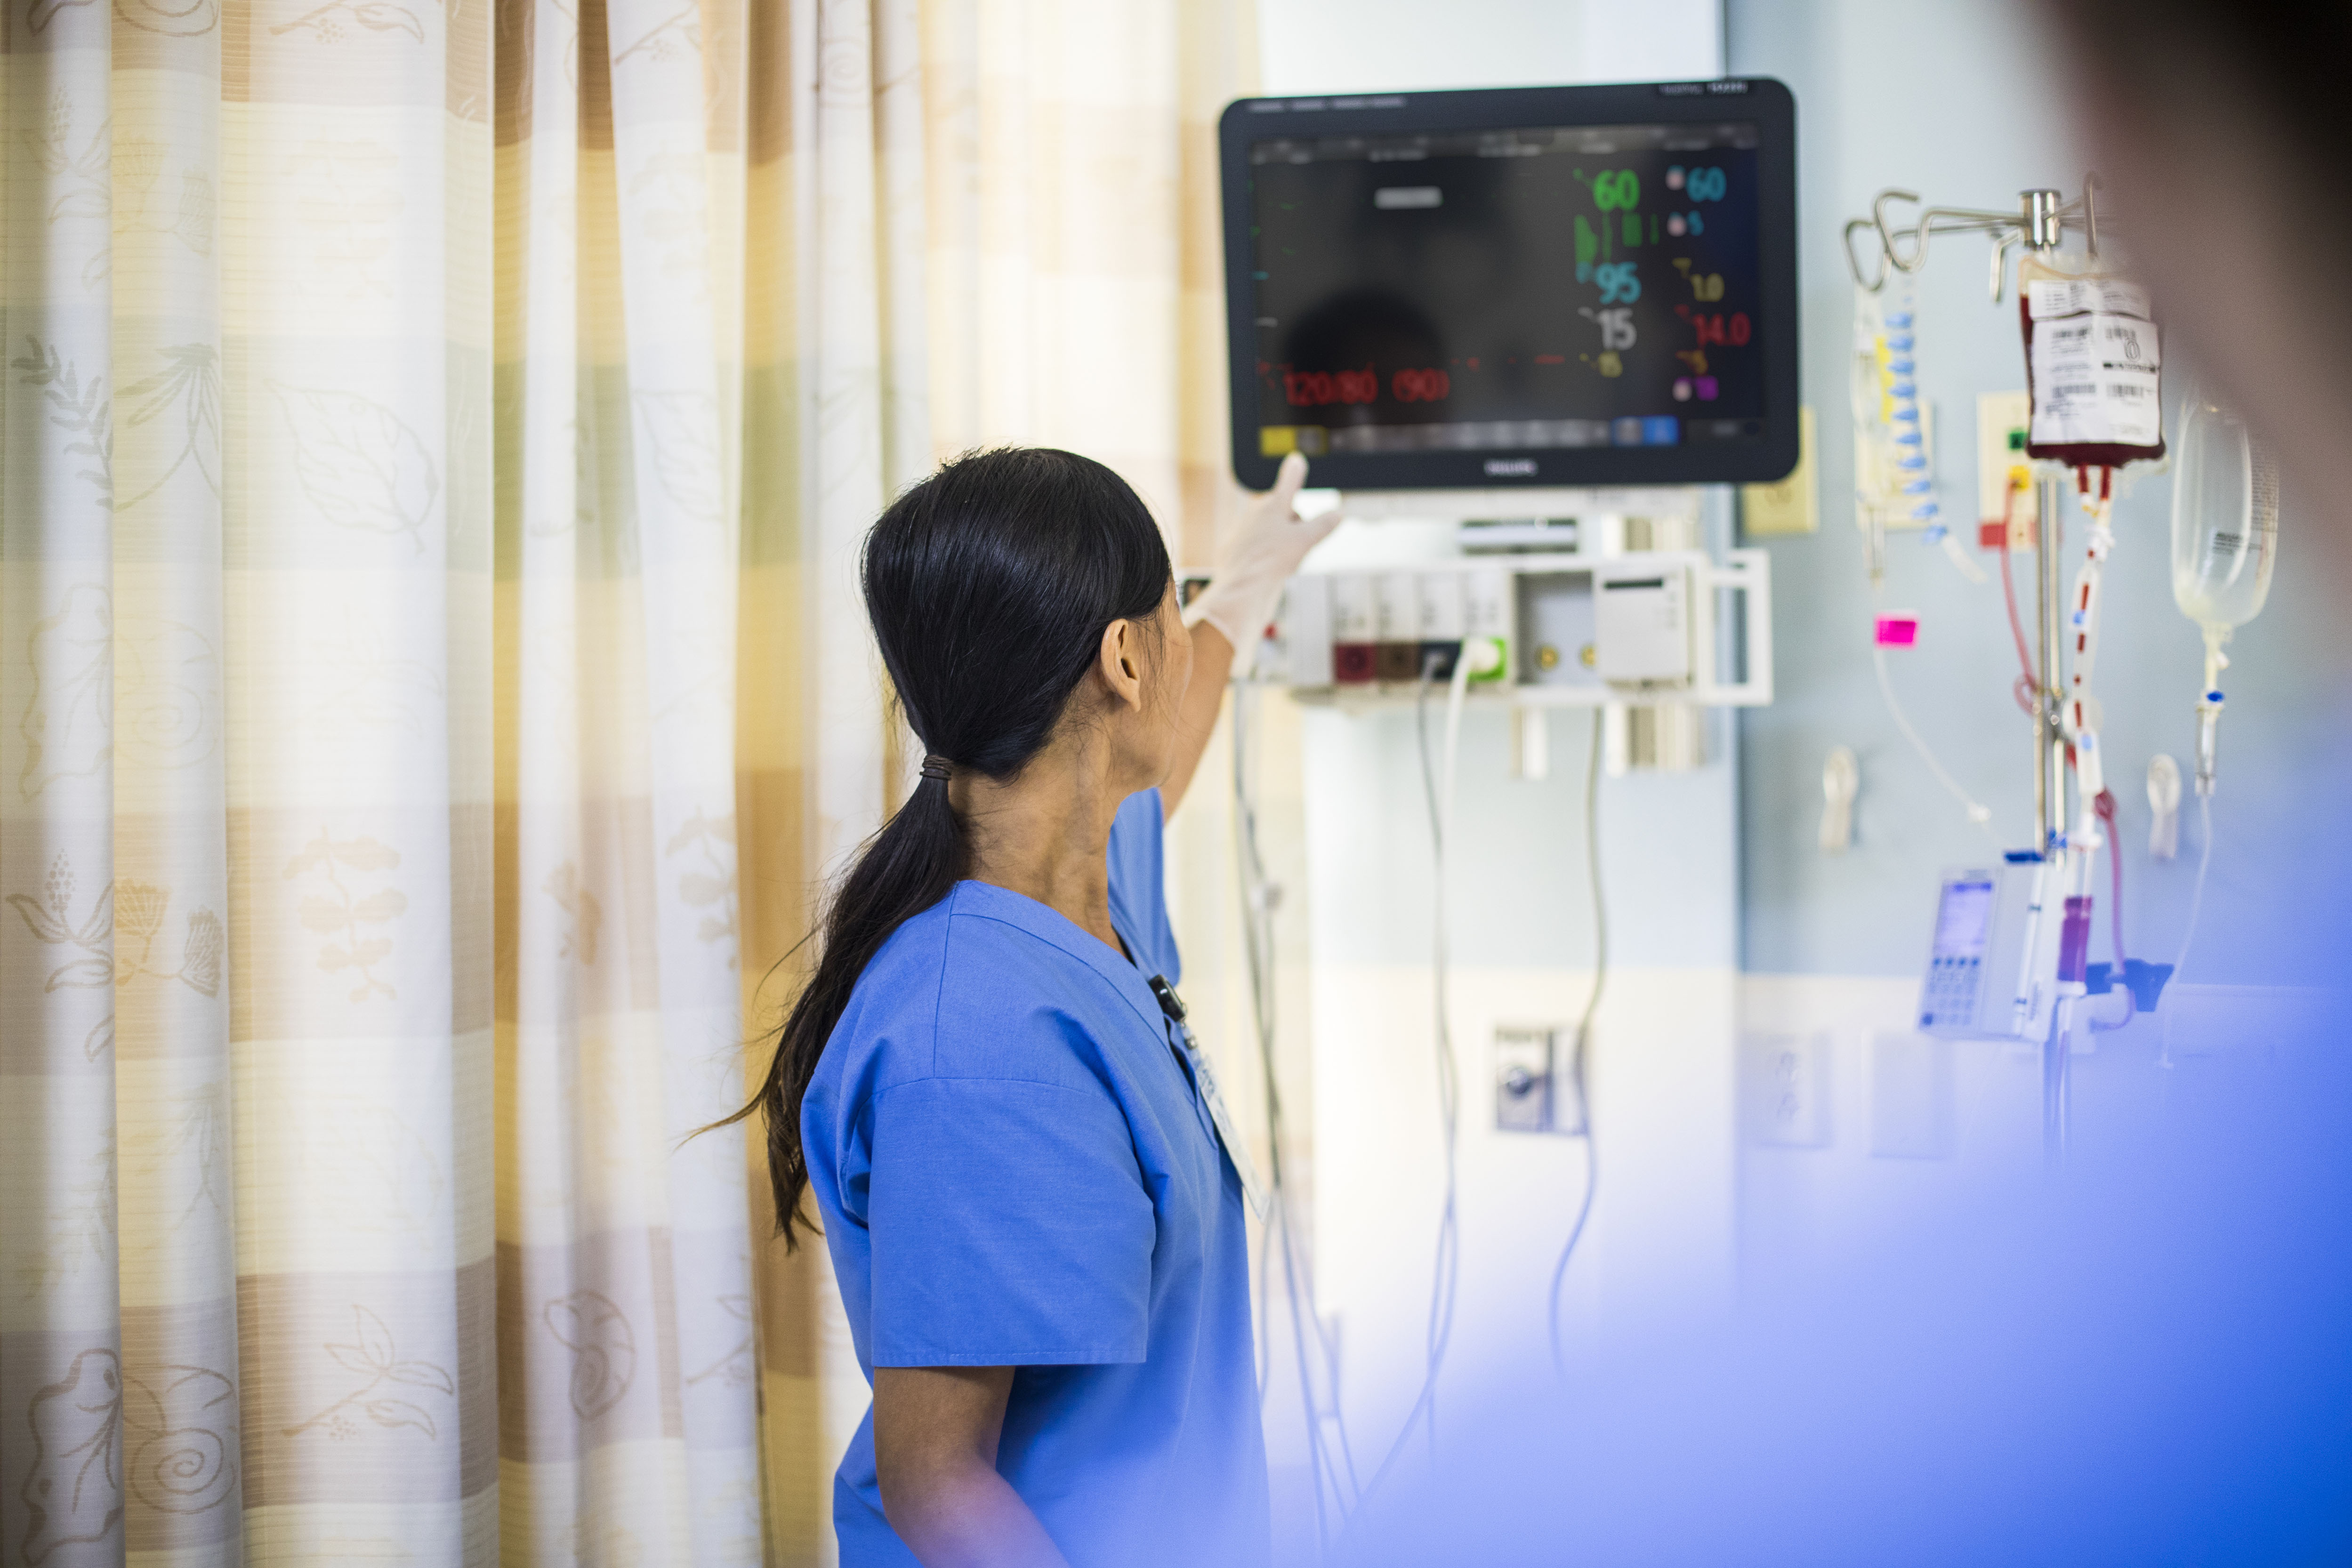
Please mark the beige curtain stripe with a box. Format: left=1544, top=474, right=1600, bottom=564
left=5, top=0, right=1257, bottom=1560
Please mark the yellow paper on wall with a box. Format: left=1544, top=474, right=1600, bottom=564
left=1741, top=405, right=1818, bottom=536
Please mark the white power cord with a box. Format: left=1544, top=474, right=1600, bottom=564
left=1361, top=637, right=1498, bottom=1504
left=1230, top=685, right=1360, bottom=1548
left=1547, top=708, right=1605, bottom=1379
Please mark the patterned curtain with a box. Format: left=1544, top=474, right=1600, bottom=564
left=0, top=0, right=922, bottom=1561
left=4, top=0, right=1250, bottom=1561
left=4, top=0, right=501, bottom=1562
left=493, top=0, right=766, bottom=1563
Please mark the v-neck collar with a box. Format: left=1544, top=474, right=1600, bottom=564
left=946, top=879, right=1169, bottom=1039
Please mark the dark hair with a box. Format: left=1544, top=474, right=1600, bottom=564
left=735, top=447, right=1173, bottom=1246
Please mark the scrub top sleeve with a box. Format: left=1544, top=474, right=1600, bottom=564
left=866, top=1075, right=1156, bottom=1367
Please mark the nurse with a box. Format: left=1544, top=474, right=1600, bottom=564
left=740, top=445, right=1331, bottom=1566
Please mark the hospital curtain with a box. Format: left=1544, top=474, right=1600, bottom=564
left=0, top=0, right=796, bottom=1562
left=919, top=0, right=1252, bottom=571
left=493, top=0, right=763, bottom=1564
left=3, top=0, right=1251, bottom=1562
left=3, top=0, right=501, bottom=1563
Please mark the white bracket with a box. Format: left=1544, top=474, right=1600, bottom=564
left=1504, top=547, right=1772, bottom=709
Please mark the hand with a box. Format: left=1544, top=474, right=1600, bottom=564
left=1185, top=452, right=1340, bottom=652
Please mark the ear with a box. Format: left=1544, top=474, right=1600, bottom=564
left=1095, top=617, right=1146, bottom=714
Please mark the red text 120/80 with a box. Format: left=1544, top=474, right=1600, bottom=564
left=1283, top=366, right=1452, bottom=406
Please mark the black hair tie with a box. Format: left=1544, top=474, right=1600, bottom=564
left=919, top=756, right=953, bottom=782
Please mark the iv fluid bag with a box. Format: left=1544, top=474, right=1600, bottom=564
left=2169, top=391, right=2279, bottom=632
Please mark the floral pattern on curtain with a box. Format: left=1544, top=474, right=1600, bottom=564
left=3, top=0, right=1258, bottom=1560
left=1, top=0, right=786, bottom=1561
left=4, top=0, right=503, bottom=1562
left=493, top=0, right=761, bottom=1563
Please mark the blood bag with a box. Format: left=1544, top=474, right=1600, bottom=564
left=2017, top=254, right=2165, bottom=468
left=2169, top=387, right=2279, bottom=634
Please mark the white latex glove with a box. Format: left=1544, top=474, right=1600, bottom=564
left=1184, top=452, right=1339, bottom=651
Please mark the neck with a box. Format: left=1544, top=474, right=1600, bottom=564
left=951, top=731, right=1131, bottom=954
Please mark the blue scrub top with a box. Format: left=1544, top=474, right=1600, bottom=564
left=803, top=788, right=1269, bottom=1566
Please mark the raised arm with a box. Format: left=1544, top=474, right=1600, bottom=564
left=874, top=1365, right=1071, bottom=1568
left=1162, top=453, right=1338, bottom=818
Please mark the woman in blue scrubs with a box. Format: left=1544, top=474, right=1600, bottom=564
left=738, top=446, right=1330, bottom=1566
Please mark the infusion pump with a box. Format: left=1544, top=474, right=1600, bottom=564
left=1918, top=857, right=2069, bottom=1042
left=1247, top=548, right=1773, bottom=708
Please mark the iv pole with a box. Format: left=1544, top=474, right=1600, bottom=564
left=1843, top=180, right=2103, bottom=1165
left=2023, top=189, right=2071, bottom=1167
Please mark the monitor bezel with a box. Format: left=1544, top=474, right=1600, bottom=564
left=1219, top=78, right=1800, bottom=493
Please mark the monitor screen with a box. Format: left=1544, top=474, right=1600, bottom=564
left=1932, top=878, right=1996, bottom=960
left=1221, top=81, right=1797, bottom=492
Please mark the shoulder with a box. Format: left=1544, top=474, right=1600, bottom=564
left=827, top=885, right=1136, bottom=1100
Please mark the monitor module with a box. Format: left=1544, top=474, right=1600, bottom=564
left=1221, top=78, right=1798, bottom=492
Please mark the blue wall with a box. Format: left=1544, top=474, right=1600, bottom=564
left=1728, top=0, right=2345, bottom=981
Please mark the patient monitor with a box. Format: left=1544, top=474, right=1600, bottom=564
left=1220, top=78, right=1799, bottom=492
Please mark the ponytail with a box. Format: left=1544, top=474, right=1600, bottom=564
left=732, top=771, right=964, bottom=1246
left=726, top=448, right=1171, bottom=1247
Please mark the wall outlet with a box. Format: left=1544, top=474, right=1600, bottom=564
left=1495, top=1024, right=1585, bottom=1135
left=1976, top=390, right=2038, bottom=549
left=1740, top=1031, right=1833, bottom=1149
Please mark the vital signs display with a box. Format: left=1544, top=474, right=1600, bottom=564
left=1220, top=80, right=1798, bottom=491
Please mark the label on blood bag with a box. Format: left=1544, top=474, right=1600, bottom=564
left=2025, top=278, right=2161, bottom=449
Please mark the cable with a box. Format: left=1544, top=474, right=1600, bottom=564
left=2175, top=794, right=2215, bottom=978
left=1547, top=706, right=1606, bottom=1379
left=2158, top=794, right=2216, bottom=1074
left=1230, top=686, right=1360, bottom=1546
left=1866, top=468, right=1998, bottom=841
left=1357, top=650, right=1476, bottom=1506
left=1413, top=655, right=1466, bottom=1446
left=1996, top=501, right=2040, bottom=716
left=2090, top=787, right=2135, bottom=1033
left=1872, top=644, right=1998, bottom=842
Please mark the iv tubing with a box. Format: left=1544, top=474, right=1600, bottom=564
left=2175, top=794, right=2215, bottom=978
left=1994, top=482, right=2040, bottom=712
left=1873, top=642, right=1998, bottom=841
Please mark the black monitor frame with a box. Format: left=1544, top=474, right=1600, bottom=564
left=1220, top=78, right=1799, bottom=492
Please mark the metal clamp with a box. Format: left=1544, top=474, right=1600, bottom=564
left=1842, top=175, right=2113, bottom=300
